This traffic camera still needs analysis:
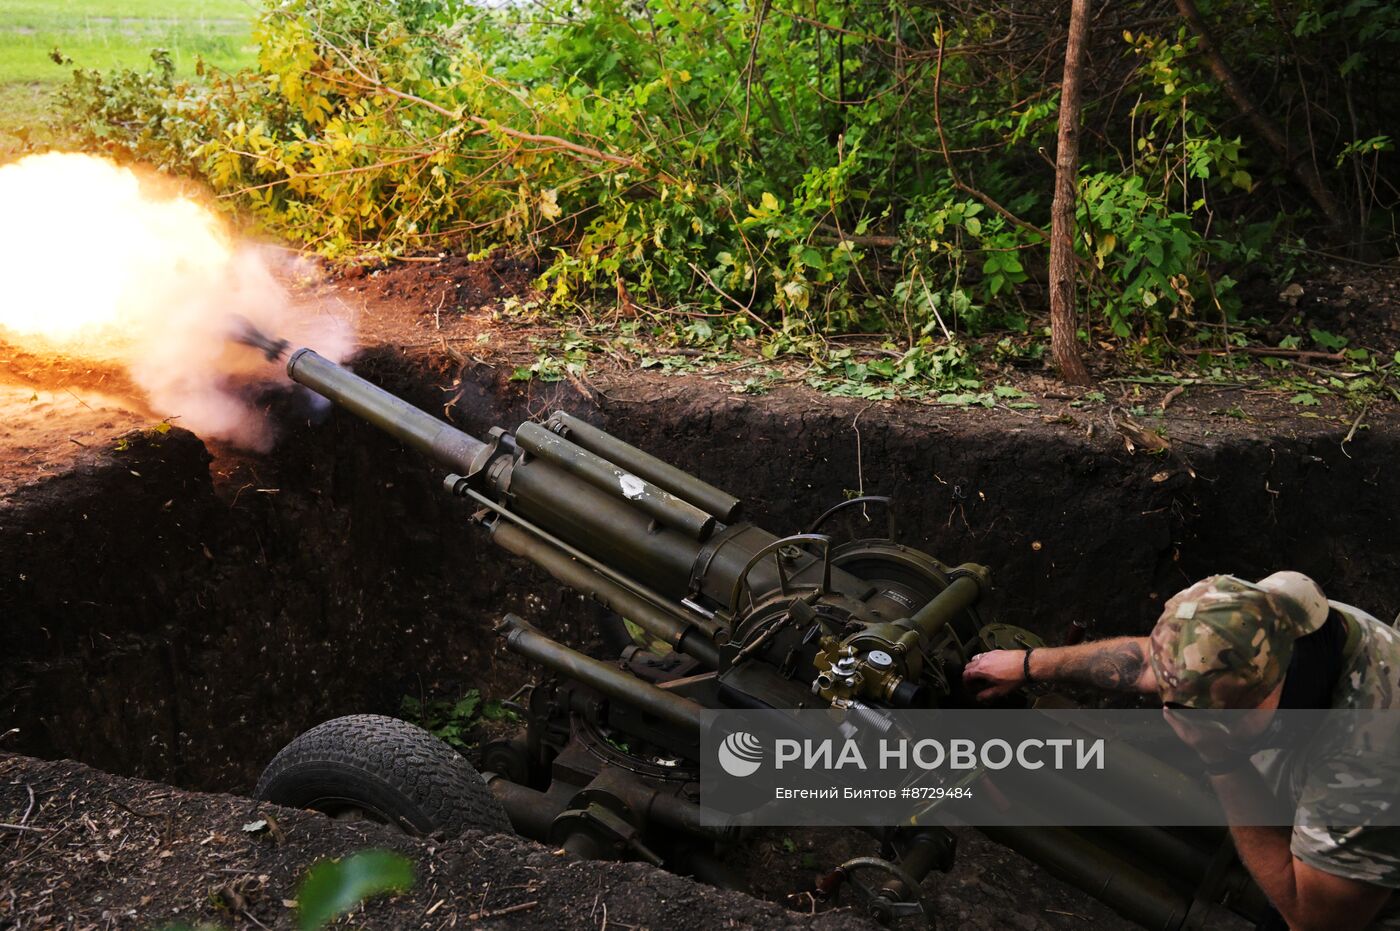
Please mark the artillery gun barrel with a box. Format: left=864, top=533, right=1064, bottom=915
left=287, top=348, right=488, bottom=475
left=283, top=347, right=731, bottom=598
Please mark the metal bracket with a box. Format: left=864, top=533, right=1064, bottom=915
left=945, top=563, right=992, bottom=592
left=727, top=533, right=834, bottom=615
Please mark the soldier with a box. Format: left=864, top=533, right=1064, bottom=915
left=963, top=571, right=1400, bottom=931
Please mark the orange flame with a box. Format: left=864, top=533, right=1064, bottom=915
left=0, top=153, right=234, bottom=350
left=0, top=152, right=352, bottom=449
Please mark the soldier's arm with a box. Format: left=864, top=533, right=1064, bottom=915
left=1210, top=771, right=1393, bottom=931
left=961, top=637, right=1157, bottom=700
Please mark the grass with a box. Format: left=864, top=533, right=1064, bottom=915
left=0, top=0, right=259, bottom=156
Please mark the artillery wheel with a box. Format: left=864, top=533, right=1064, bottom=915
left=255, top=714, right=511, bottom=837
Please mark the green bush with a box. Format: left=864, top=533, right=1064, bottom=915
left=53, top=0, right=1400, bottom=359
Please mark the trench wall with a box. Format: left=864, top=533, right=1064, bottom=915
left=2, top=350, right=1396, bottom=790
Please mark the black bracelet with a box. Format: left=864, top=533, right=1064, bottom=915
left=1023, top=648, right=1036, bottom=685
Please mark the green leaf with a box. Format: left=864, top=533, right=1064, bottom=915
left=452, top=691, right=481, bottom=720
left=867, top=359, right=896, bottom=379
left=298, top=851, right=414, bottom=931
left=1289, top=392, right=1321, bottom=407
left=481, top=699, right=519, bottom=722
left=1310, top=328, right=1348, bottom=351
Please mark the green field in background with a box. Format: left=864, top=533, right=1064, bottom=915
left=0, top=0, right=259, bottom=154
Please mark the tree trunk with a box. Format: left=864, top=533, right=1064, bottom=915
left=1048, top=0, right=1092, bottom=386
left=1174, top=0, right=1352, bottom=240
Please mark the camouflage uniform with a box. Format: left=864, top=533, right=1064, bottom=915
left=1287, top=600, right=1400, bottom=891
left=1150, top=573, right=1400, bottom=915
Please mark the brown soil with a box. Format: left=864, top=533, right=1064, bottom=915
left=0, top=753, right=1162, bottom=931
left=2, top=249, right=1397, bottom=930
left=0, top=343, right=157, bottom=500
left=341, top=249, right=542, bottom=323
left=0, top=385, right=148, bottom=500
left=0, top=753, right=872, bottom=931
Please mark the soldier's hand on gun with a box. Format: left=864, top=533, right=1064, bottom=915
left=962, top=650, right=1026, bottom=701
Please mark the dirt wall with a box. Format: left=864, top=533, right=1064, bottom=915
left=2, top=347, right=1397, bottom=793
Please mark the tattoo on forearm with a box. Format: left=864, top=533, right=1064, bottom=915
left=1062, top=641, right=1147, bottom=691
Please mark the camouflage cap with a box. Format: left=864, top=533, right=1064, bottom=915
left=1149, top=572, right=1329, bottom=709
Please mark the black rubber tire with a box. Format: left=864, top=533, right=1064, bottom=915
left=254, top=714, right=511, bottom=837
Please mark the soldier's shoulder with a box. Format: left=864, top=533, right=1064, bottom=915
left=1331, top=603, right=1400, bottom=710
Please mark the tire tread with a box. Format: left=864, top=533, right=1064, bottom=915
left=255, top=714, right=511, bottom=836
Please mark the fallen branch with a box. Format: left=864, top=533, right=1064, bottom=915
left=380, top=83, right=678, bottom=184
left=1201, top=347, right=1346, bottom=362
left=1342, top=401, right=1369, bottom=451
left=468, top=901, right=538, bottom=921
left=813, top=223, right=899, bottom=247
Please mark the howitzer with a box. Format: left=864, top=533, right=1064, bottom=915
left=251, top=339, right=1271, bottom=929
